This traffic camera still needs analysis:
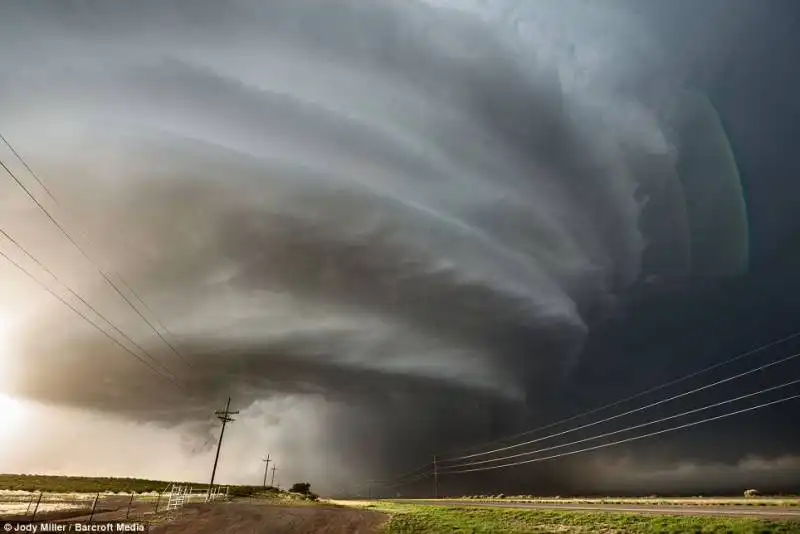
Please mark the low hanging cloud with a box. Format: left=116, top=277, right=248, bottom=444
left=0, top=0, right=753, bottom=493
left=587, top=454, right=800, bottom=495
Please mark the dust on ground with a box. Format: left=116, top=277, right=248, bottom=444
left=326, top=500, right=374, bottom=507
left=148, top=502, right=389, bottom=534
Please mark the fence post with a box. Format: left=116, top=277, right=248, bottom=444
left=25, top=493, right=36, bottom=515
left=126, top=493, right=135, bottom=519
left=30, top=492, right=43, bottom=522
left=88, top=493, right=99, bottom=523
left=154, top=491, right=163, bottom=514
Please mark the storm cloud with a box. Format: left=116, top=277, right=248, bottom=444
left=0, top=0, right=791, bottom=496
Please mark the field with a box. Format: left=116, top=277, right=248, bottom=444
left=4, top=475, right=800, bottom=532
left=363, top=502, right=800, bottom=533
left=443, top=495, right=800, bottom=507
left=0, top=474, right=182, bottom=494
left=0, top=473, right=273, bottom=497
left=0, top=474, right=385, bottom=534
left=0, top=500, right=86, bottom=517
left=0, top=474, right=312, bottom=525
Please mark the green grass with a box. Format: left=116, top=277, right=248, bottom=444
left=0, top=474, right=173, bottom=493
left=365, top=503, right=800, bottom=533
left=446, top=496, right=800, bottom=507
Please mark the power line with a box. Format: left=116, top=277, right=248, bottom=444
left=439, top=392, right=800, bottom=474
left=0, top=248, right=185, bottom=390
left=0, top=228, right=183, bottom=381
left=0, top=133, right=59, bottom=206
left=440, top=348, right=800, bottom=463
left=370, top=462, right=433, bottom=485
left=373, top=469, right=434, bottom=491
left=111, top=272, right=191, bottom=367
left=442, top=375, right=800, bottom=469
left=113, top=271, right=177, bottom=340
left=348, top=463, right=436, bottom=498
left=442, top=328, right=800, bottom=459
left=0, top=151, right=192, bottom=371
left=433, top=455, right=438, bottom=499
left=439, top=331, right=800, bottom=462
left=385, top=470, right=433, bottom=488
left=373, top=371, right=800, bottom=488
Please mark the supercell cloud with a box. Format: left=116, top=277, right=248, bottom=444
left=0, top=0, right=760, bottom=493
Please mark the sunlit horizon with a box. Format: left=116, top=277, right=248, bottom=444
left=0, top=310, right=12, bottom=392
left=0, top=394, right=24, bottom=438
left=0, top=310, right=26, bottom=433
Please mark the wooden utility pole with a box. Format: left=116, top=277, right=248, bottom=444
left=433, top=455, right=438, bottom=499
left=208, top=397, right=238, bottom=500
left=262, top=453, right=271, bottom=487
left=270, top=465, right=277, bottom=487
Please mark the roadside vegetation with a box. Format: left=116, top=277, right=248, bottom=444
left=446, top=494, right=800, bottom=507
left=231, top=482, right=320, bottom=504
left=366, top=503, right=800, bottom=533
left=0, top=474, right=178, bottom=494
left=288, top=481, right=320, bottom=501
left=0, top=474, right=288, bottom=498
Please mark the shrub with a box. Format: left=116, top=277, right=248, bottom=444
left=290, top=482, right=312, bottom=495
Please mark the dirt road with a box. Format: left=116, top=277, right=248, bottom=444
left=149, top=502, right=388, bottom=534
left=389, top=499, right=800, bottom=521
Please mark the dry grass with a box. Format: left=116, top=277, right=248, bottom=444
left=0, top=502, right=86, bottom=516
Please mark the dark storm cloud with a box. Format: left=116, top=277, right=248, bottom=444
left=0, top=0, right=784, bottom=494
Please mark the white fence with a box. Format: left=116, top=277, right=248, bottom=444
left=165, top=484, right=229, bottom=511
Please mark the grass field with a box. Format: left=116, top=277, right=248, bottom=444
left=0, top=474, right=320, bottom=524
left=0, top=473, right=272, bottom=497
left=0, top=474, right=183, bottom=493
left=365, top=503, right=800, bottom=533
left=444, top=495, right=800, bottom=507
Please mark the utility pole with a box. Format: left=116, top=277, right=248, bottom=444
left=270, top=465, right=277, bottom=487
left=433, top=455, right=438, bottom=499
left=207, top=397, right=238, bottom=501
left=262, top=453, right=271, bottom=487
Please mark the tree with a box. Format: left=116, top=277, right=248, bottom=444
left=290, top=482, right=312, bottom=495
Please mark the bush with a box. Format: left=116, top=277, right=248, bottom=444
left=290, top=482, right=312, bottom=495
left=227, top=485, right=264, bottom=498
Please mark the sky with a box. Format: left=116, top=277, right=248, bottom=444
left=0, top=0, right=798, bottom=497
